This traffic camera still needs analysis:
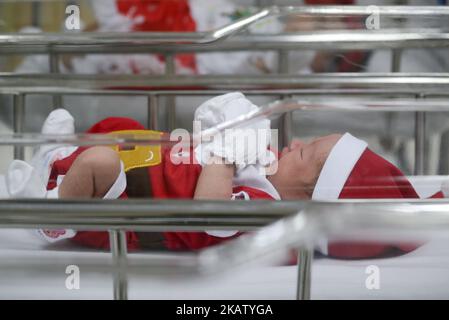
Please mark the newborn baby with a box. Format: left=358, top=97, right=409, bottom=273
left=5, top=93, right=445, bottom=259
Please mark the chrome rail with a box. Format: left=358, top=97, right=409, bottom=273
left=2, top=73, right=449, bottom=92
left=0, top=7, right=271, bottom=48
left=1, top=199, right=449, bottom=299
left=1, top=96, right=449, bottom=146
left=1, top=29, right=449, bottom=53
left=1, top=5, right=449, bottom=53
left=273, top=5, right=449, bottom=17
left=0, top=199, right=299, bottom=230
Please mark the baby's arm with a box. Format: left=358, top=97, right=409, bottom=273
left=193, top=92, right=273, bottom=200
left=194, top=156, right=235, bottom=200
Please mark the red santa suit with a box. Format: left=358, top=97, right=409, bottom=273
left=45, top=116, right=278, bottom=251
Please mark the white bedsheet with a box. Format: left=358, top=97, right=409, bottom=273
left=0, top=228, right=448, bottom=299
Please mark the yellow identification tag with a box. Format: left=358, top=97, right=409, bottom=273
left=108, top=130, right=162, bottom=172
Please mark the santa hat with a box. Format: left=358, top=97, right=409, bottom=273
left=312, top=133, right=424, bottom=201
left=312, top=133, right=443, bottom=259
left=86, top=117, right=145, bottom=134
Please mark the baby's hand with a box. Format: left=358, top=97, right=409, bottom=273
left=194, top=92, right=274, bottom=171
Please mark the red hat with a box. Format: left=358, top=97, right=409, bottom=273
left=311, top=133, right=442, bottom=259
left=86, top=117, right=145, bottom=134
left=312, top=133, right=421, bottom=201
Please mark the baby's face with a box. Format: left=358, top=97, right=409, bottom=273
left=268, top=134, right=342, bottom=200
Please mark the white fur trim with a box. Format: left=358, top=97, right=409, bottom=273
left=103, top=161, right=127, bottom=199
left=34, top=229, right=77, bottom=243
left=205, top=230, right=239, bottom=238
left=231, top=190, right=250, bottom=200
left=232, top=165, right=281, bottom=200
left=312, top=133, right=367, bottom=256
left=408, top=175, right=444, bottom=199
left=47, top=187, right=59, bottom=199
left=312, top=133, right=368, bottom=201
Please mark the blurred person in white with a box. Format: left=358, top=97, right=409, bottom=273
left=13, top=0, right=383, bottom=76
left=39, top=0, right=278, bottom=75
left=8, top=0, right=320, bottom=133
left=367, top=0, right=449, bottom=73
left=85, top=0, right=316, bottom=75
left=193, top=0, right=372, bottom=74
left=365, top=0, right=449, bottom=173
left=14, top=0, right=339, bottom=76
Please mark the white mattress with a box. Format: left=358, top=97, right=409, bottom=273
left=0, top=228, right=448, bottom=300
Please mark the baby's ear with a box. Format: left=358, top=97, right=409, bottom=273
left=289, top=138, right=303, bottom=150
